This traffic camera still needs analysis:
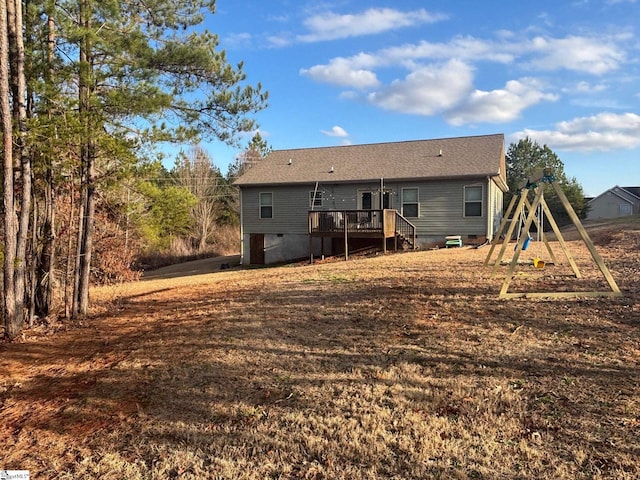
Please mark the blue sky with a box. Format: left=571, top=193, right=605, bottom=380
left=197, top=0, right=639, bottom=196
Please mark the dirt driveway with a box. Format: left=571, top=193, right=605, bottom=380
left=142, top=254, right=241, bottom=280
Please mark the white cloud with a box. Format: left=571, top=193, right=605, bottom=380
left=300, top=31, right=628, bottom=91
left=300, top=57, right=380, bottom=89
left=300, top=29, right=631, bottom=125
left=446, top=78, right=558, bottom=126
left=267, top=34, right=293, bottom=48
left=367, top=60, right=474, bottom=115
left=513, top=112, right=640, bottom=151
left=303, top=32, right=626, bottom=75
left=297, top=8, right=447, bottom=42
left=563, top=81, right=608, bottom=94
left=224, top=32, right=252, bottom=49
left=321, top=125, right=349, bottom=137
left=377, top=37, right=515, bottom=66
left=527, top=35, right=625, bottom=74
left=557, top=112, right=640, bottom=132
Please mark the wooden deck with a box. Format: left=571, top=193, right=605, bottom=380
left=308, top=209, right=416, bottom=260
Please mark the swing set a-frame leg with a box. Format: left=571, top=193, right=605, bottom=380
left=496, top=178, right=622, bottom=299
left=539, top=195, right=581, bottom=277
left=522, top=196, right=558, bottom=266
left=551, top=181, right=621, bottom=295
left=483, top=194, right=518, bottom=267
left=499, top=186, right=544, bottom=297
left=491, top=191, right=529, bottom=276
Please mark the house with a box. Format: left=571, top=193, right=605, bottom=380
left=586, top=186, right=640, bottom=221
left=234, top=133, right=508, bottom=265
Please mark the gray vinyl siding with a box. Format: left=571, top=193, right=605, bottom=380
left=240, top=177, right=493, bottom=238
left=241, top=185, right=313, bottom=235
left=405, top=179, right=489, bottom=236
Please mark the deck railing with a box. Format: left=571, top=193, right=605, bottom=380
left=309, top=210, right=390, bottom=234
left=394, top=211, right=417, bottom=248
left=309, top=209, right=414, bottom=245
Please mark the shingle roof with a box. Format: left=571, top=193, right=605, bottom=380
left=622, top=187, right=640, bottom=198
left=234, top=133, right=506, bottom=187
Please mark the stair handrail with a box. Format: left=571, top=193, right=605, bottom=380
left=394, top=211, right=417, bottom=249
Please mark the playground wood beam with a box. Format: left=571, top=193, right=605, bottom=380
left=538, top=195, right=580, bottom=277
left=499, top=186, right=545, bottom=297
left=486, top=191, right=557, bottom=273
left=493, top=173, right=622, bottom=299
left=491, top=192, right=529, bottom=276
left=551, top=181, right=621, bottom=296
left=483, top=194, right=518, bottom=267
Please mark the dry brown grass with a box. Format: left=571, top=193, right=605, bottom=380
left=1, top=221, right=639, bottom=479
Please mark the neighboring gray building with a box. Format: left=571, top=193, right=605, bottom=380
left=586, top=186, right=640, bottom=221
left=234, top=134, right=508, bottom=265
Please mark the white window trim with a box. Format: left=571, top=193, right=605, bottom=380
left=401, top=187, right=419, bottom=218
left=463, top=184, right=483, bottom=218
left=259, top=192, right=273, bottom=219
left=309, top=190, right=323, bottom=208
left=620, top=203, right=632, bottom=215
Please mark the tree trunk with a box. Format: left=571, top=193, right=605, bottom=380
left=76, top=148, right=95, bottom=317
left=73, top=0, right=95, bottom=318
left=65, top=173, right=76, bottom=319
left=33, top=3, right=57, bottom=318
left=72, top=173, right=85, bottom=317
left=9, top=0, right=32, bottom=328
left=1, top=0, right=18, bottom=338
left=34, top=181, right=55, bottom=317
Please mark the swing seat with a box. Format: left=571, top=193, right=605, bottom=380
left=533, top=257, right=545, bottom=269
left=514, top=236, right=532, bottom=251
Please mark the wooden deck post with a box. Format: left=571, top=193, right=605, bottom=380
left=382, top=211, right=386, bottom=254
left=344, top=211, right=349, bottom=261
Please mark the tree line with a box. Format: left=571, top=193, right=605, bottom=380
left=1, top=0, right=267, bottom=339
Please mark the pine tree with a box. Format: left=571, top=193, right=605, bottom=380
left=2, top=0, right=268, bottom=336
left=51, top=0, right=267, bottom=317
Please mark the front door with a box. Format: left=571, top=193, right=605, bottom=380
left=249, top=234, right=265, bottom=265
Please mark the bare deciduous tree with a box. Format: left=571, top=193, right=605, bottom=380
left=175, top=146, right=222, bottom=251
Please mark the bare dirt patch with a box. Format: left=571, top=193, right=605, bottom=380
left=1, top=221, right=639, bottom=479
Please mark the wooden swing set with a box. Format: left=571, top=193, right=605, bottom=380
left=484, top=168, right=622, bottom=299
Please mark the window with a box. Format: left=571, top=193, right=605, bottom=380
left=259, top=192, right=273, bottom=219
left=309, top=191, right=323, bottom=208
left=402, top=188, right=419, bottom=217
left=620, top=203, right=632, bottom=216
left=464, top=185, right=483, bottom=217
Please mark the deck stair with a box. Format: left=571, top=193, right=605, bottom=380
left=308, top=209, right=417, bottom=257
left=394, top=212, right=417, bottom=250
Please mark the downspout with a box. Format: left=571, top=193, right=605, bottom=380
left=239, top=188, right=244, bottom=264
left=486, top=176, right=493, bottom=242
left=380, top=178, right=385, bottom=252
left=310, top=182, right=319, bottom=263
left=311, top=181, right=319, bottom=211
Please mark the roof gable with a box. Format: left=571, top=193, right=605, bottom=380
left=235, top=133, right=505, bottom=186
left=589, top=185, right=640, bottom=204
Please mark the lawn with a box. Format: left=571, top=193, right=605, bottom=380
left=1, top=222, right=639, bottom=479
